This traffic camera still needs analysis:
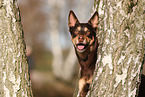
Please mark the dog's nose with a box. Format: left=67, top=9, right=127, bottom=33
left=78, top=36, right=84, bottom=42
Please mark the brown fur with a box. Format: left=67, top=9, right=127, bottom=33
left=68, top=10, right=99, bottom=97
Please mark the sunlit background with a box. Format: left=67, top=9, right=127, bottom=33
left=18, top=0, right=93, bottom=97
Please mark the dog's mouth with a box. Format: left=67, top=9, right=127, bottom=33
left=75, top=43, right=88, bottom=52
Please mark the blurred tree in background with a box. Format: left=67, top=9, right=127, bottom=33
left=0, top=0, right=33, bottom=97
left=18, top=0, right=93, bottom=97
left=18, top=0, right=93, bottom=81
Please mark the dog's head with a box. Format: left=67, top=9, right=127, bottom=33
left=68, top=10, right=99, bottom=53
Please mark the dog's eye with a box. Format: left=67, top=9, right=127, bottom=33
left=74, top=30, right=78, bottom=35
left=71, top=30, right=78, bottom=38
left=86, top=31, right=90, bottom=36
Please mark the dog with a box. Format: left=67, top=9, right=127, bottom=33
left=68, top=10, right=99, bottom=97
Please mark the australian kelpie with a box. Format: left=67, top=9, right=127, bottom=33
left=68, top=10, right=99, bottom=97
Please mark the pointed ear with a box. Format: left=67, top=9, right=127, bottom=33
left=88, top=11, right=99, bottom=30
left=68, top=10, right=79, bottom=27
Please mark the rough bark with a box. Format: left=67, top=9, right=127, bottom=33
left=87, top=0, right=145, bottom=97
left=0, top=0, right=33, bottom=97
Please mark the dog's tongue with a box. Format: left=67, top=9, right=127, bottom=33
left=77, top=45, right=85, bottom=50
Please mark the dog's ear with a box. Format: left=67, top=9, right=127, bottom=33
left=88, top=11, right=99, bottom=31
left=68, top=10, right=79, bottom=27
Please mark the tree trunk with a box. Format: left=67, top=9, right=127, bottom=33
left=88, top=0, right=145, bottom=97
left=74, top=0, right=144, bottom=97
left=0, top=0, right=33, bottom=97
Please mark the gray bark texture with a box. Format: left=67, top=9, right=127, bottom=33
left=0, top=0, right=33, bottom=97
left=74, top=0, right=144, bottom=97
left=88, top=0, right=145, bottom=97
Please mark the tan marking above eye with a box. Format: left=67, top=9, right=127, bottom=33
left=84, top=27, right=88, bottom=32
left=77, top=26, right=81, bottom=31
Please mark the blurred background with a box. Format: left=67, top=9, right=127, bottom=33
left=18, top=0, right=93, bottom=97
